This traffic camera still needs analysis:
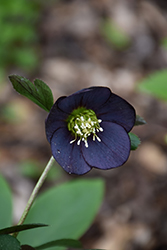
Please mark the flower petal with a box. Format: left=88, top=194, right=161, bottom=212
left=50, top=127, right=92, bottom=175
left=95, top=93, right=136, bottom=132
left=45, top=97, right=68, bottom=143
left=57, top=87, right=111, bottom=113
left=82, top=121, right=130, bottom=170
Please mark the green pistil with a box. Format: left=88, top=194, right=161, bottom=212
left=66, top=107, right=103, bottom=148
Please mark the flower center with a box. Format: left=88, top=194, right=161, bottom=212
left=67, top=107, right=103, bottom=148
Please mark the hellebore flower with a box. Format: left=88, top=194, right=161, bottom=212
left=45, top=87, right=136, bottom=175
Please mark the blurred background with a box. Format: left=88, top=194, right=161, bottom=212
left=0, top=0, right=167, bottom=249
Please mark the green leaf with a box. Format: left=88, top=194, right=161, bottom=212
left=18, top=179, right=104, bottom=250
left=35, top=238, right=105, bottom=250
left=35, top=239, right=82, bottom=250
left=135, top=115, right=146, bottom=126
left=129, top=132, right=141, bottom=150
left=161, top=37, right=167, bottom=49
left=165, top=134, right=167, bottom=144
left=138, top=70, right=167, bottom=101
left=0, top=175, right=12, bottom=229
left=21, top=245, right=36, bottom=250
left=101, top=19, right=130, bottom=49
left=0, top=224, right=48, bottom=235
left=9, top=75, right=54, bottom=112
left=0, top=234, right=21, bottom=250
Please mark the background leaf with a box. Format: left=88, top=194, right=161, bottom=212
left=0, top=0, right=39, bottom=78
left=101, top=19, right=130, bottom=49
left=9, top=75, right=54, bottom=112
left=129, top=132, right=141, bottom=150
left=21, top=245, right=36, bottom=250
left=138, top=70, right=167, bottom=101
left=18, top=179, right=104, bottom=250
left=135, top=115, right=146, bottom=126
left=0, top=174, right=12, bottom=229
left=0, top=224, right=48, bottom=235
left=0, top=234, right=21, bottom=250
left=35, top=239, right=82, bottom=250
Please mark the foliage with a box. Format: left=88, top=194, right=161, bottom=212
left=9, top=75, right=54, bottom=112
left=135, top=115, right=146, bottom=126
left=0, top=234, right=21, bottom=250
left=138, top=70, right=167, bottom=102
left=138, top=69, right=167, bottom=143
left=0, top=224, right=48, bottom=235
left=161, top=37, right=167, bottom=50
left=0, top=176, right=104, bottom=250
left=100, top=19, right=130, bottom=50
left=129, top=133, right=141, bottom=150
left=18, top=179, right=104, bottom=248
left=0, top=0, right=40, bottom=79
left=0, top=174, right=12, bottom=229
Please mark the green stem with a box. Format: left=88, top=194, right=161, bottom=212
left=13, top=156, right=55, bottom=238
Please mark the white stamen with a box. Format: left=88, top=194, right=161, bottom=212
left=81, top=122, right=84, bottom=126
left=74, top=124, right=79, bottom=129
left=76, top=130, right=82, bottom=135
left=86, top=123, right=91, bottom=128
left=70, top=139, right=76, bottom=144
left=96, top=136, right=101, bottom=142
left=84, top=140, right=88, bottom=148
left=77, top=139, right=81, bottom=145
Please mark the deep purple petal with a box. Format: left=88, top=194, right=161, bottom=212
left=57, top=87, right=111, bottom=113
left=82, top=121, right=130, bottom=170
left=45, top=97, right=68, bottom=143
left=50, top=127, right=92, bottom=175
left=95, top=93, right=136, bottom=132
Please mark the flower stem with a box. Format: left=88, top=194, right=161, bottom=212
left=13, top=156, right=55, bottom=238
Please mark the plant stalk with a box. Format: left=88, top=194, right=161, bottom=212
left=13, top=156, right=55, bottom=238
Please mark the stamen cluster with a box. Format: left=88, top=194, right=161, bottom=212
left=67, top=108, right=103, bottom=148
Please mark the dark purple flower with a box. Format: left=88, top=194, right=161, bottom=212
left=45, top=87, right=136, bottom=175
